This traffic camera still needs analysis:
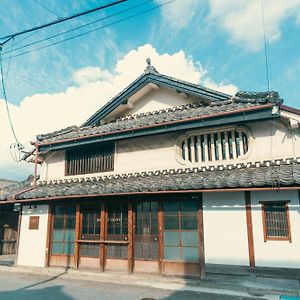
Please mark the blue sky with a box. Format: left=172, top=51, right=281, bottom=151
left=0, top=0, right=300, bottom=180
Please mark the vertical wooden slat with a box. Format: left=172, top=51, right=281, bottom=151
left=217, top=132, right=222, bottom=160
left=245, top=191, right=255, bottom=267
left=74, top=204, right=80, bottom=269
left=190, top=137, right=195, bottom=163
left=158, top=200, right=164, bottom=274
left=238, top=131, right=243, bottom=157
left=45, top=204, right=53, bottom=267
left=224, top=131, right=229, bottom=160
left=198, top=193, right=205, bottom=279
left=100, top=201, right=106, bottom=272
left=14, top=204, right=23, bottom=267
left=128, top=200, right=134, bottom=274
left=204, top=134, right=208, bottom=162
left=196, top=136, right=201, bottom=163
left=182, top=140, right=188, bottom=162
left=211, top=133, right=216, bottom=161
left=232, top=130, right=237, bottom=159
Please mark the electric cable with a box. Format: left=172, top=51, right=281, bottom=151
left=1, top=0, right=175, bottom=61
left=1, top=0, right=155, bottom=56
left=261, top=0, right=270, bottom=92
left=0, top=0, right=129, bottom=45
left=32, top=0, right=61, bottom=19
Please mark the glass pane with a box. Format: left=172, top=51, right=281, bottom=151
left=64, top=230, right=75, bottom=242
left=164, top=231, right=180, bottom=246
left=151, top=202, right=158, bottom=212
left=65, top=206, right=76, bottom=214
left=181, top=231, right=198, bottom=246
left=163, top=201, right=179, bottom=215
left=65, top=217, right=76, bottom=229
left=181, top=200, right=198, bottom=213
left=52, top=230, right=64, bottom=242
left=181, top=216, right=197, bottom=230
left=182, top=247, right=198, bottom=262
left=63, top=242, right=74, bottom=255
left=51, top=242, right=63, bottom=254
left=164, top=216, right=179, bottom=230
left=53, top=217, right=64, bottom=229
left=164, top=246, right=180, bottom=260
left=54, top=206, right=65, bottom=215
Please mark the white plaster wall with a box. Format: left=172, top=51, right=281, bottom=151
left=251, top=190, right=300, bottom=268
left=203, top=192, right=249, bottom=266
left=17, top=205, right=49, bottom=267
left=120, top=87, right=198, bottom=117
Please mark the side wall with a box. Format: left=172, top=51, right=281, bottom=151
left=251, top=190, right=300, bottom=268
left=17, top=204, right=49, bottom=267
left=203, top=192, right=249, bottom=266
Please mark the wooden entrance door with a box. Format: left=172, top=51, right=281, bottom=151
left=0, top=208, right=18, bottom=255
left=105, top=202, right=129, bottom=272
left=78, top=205, right=101, bottom=269
left=134, top=201, right=159, bottom=273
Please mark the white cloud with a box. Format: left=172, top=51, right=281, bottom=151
left=155, top=0, right=201, bottom=30
left=209, top=0, right=300, bottom=51
left=157, top=0, right=300, bottom=51
left=0, top=44, right=237, bottom=181
left=73, top=67, right=113, bottom=85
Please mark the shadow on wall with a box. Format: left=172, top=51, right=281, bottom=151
left=0, top=285, right=73, bottom=300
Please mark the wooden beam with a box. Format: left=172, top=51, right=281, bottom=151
left=74, top=204, right=80, bottom=269
left=198, top=193, right=205, bottom=279
left=127, top=200, right=134, bottom=274
left=45, top=204, right=53, bottom=267
left=158, top=200, right=164, bottom=274
left=245, top=191, right=255, bottom=267
left=100, top=201, right=106, bottom=272
left=14, top=204, right=23, bottom=267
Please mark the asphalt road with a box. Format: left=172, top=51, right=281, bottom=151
left=0, top=271, right=266, bottom=300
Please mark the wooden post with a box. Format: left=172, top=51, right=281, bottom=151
left=100, top=201, right=106, bottom=272
left=45, top=204, right=53, bottom=267
left=198, top=193, right=205, bottom=279
left=245, top=191, right=255, bottom=267
left=127, top=200, right=134, bottom=274
left=74, top=204, right=80, bottom=269
left=14, top=204, right=23, bottom=267
left=158, top=200, right=164, bottom=274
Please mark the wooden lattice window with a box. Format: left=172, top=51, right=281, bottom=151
left=180, top=129, right=249, bottom=163
left=261, top=201, right=291, bottom=242
left=65, top=143, right=114, bottom=175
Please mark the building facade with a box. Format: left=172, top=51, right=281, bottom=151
left=1, top=62, right=300, bottom=278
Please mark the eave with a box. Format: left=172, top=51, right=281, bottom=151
left=83, top=72, right=231, bottom=126
left=38, top=104, right=276, bottom=152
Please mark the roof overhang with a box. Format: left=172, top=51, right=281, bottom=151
left=83, top=72, right=231, bottom=126
left=38, top=104, right=277, bottom=152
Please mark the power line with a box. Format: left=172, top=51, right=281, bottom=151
left=261, top=0, right=270, bottom=92
left=0, top=48, right=23, bottom=147
left=0, top=0, right=129, bottom=45
left=1, top=0, right=154, bottom=56
left=32, top=0, right=61, bottom=18
left=1, top=0, right=175, bottom=61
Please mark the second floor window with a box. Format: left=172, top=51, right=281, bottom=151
left=180, top=128, right=249, bottom=164
left=65, top=143, right=114, bottom=175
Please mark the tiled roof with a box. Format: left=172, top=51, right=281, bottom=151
left=0, top=176, right=33, bottom=201
left=37, top=99, right=273, bottom=144
left=2, top=159, right=299, bottom=201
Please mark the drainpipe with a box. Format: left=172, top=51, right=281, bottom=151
left=12, top=144, right=39, bottom=201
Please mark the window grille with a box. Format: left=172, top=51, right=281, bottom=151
left=180, top=129, right=248, bottom=163
left=65, top=143, right=114, bottom=175
left=261, top=201, right=291, bottom=242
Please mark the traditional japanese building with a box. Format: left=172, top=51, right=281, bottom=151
left=1, top=60, right=300, bottom=278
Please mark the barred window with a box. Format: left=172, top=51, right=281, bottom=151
left=65, top=143, right=114, bottom=175
left=180, top=129, right=248, bottom=163
left=261, top=201, right=291, bottom=242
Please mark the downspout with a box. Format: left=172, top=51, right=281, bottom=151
left=12, top=144, right=39, bottom=201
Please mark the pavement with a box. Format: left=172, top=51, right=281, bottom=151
left=0, top=265, right=299, bottom=300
